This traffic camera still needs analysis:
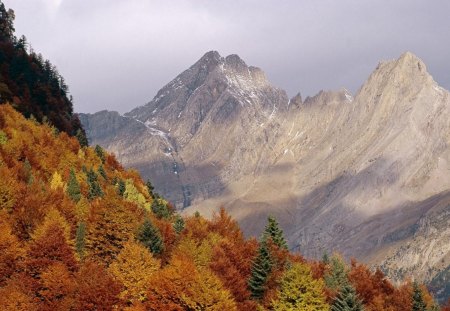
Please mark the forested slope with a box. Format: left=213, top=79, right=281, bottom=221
left=0, top=1, right=85, bottom=142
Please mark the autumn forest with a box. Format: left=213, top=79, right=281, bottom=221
left=0, top=1, right=449, bottom=310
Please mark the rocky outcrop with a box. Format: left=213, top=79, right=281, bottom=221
left=80, top=51, right=450, bottom=288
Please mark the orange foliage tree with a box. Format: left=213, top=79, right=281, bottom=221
left=209, top=238, right=258, bottom=310
left=145, top=258, right=237, bottom=310
left=72, top=261, right=121, bottom=311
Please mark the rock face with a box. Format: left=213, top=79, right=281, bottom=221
left=80, top=51, right=450, bottom=287
left=82, top=51, right=289, bottom=208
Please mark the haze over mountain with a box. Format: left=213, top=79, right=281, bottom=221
left=80, top=51, right=450, bottom=295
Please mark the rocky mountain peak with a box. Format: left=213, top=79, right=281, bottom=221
left=396, top=51, right=427, bottom=72
left=194, top=50, right=223, bottom=69
left=356, top=52, right=435, bottom=101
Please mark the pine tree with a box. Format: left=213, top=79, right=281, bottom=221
left=75, top=128, right=88, bottom=147
left=94, top=145, right=105, bottom=163
left=331, top=283, right=364, bottom=311
left=248, top=240, right=272, bottom=300
left=136, top=219, right=164, bottom=255
left=75, top=222, right=86, bottom=259
left=146, top=179, right=155, bottom=198
left=151, top=199, right=170, bottom=219
left=262, top=215, right=288, bottom=249
left=412, top=282, right=426, bottom=311
left=86, top=168, right=103, bottom=200
left=117, top=179, right=126, bottom=196
left=325, top=255, right=349, bottom=291
left=66, top=168, right=81, bottom=202
left=98, top=164, right=107, bottom=180
left=173, top=215, right=185, bottom=234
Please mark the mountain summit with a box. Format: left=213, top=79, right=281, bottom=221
left=80, top=51, right=450, bottom=293
left=81, top=51, right=289, bottom=208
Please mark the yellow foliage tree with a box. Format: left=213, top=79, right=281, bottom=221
left=109, top=240, right=160, bottom=303
left=271, top=262, right=330, bottom=311
left=171, top=233, right=221, bottom=269
left=74, top=196, right=90, bottom=222
left=50, top=171, right=64, bottom=190
left=123, top=179, right=149, bottom=210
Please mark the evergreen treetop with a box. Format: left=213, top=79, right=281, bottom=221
left=325, top=255, right=349, bottom=291
left=137, top=219, right=164, bottom=255
left=262, top=215, right=288, bottom=250
left=331, top=283, right=364, bottom=311
left=173, top=215, right=185, bottom=234
left=67, top=168, right=81, bottom=202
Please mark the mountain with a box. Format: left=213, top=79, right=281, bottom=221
left=81, top=51, right=289, bottom=208
left=80, top=51, right=450, bottom=293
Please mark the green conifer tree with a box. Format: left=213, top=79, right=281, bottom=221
left=331, top=283, right=364, bottom=311
left=86, top=168, right=103, bottom=200
left=412, top=282, right=426, bottom=311
left=262, top=215, right=288, bottom=249
left=324, top=255, right=349, bottom=291
left=248, top=240, right=273, bottom=300
left=66, top=168, right=81, bottom=202
left=94, top=144, right=105, bottom=163
left=98, top=164, right=107, bottom=180
left=137, top=219, right=164, bottom=255
left=75, top=128, right=88, bottom=147
left=151, top=199, right=170, bottom=219
left=173, top=215, right=185, bottom=234
left=146, top=179, right=155, bottom=198
left=117, top=179, right=126, bottom=196
left=76, top=221, right=86, bottom=259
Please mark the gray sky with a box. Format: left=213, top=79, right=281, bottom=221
left=4, top=0, right=450, bottom=113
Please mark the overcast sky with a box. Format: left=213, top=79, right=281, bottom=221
left=3, top=0, right=450, bottom=113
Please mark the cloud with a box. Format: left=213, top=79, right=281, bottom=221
left=3, top=0, right=450, bottom=113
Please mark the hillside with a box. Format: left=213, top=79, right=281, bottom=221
left=2, top=102, right=447, bottom=310
left=0, top=2, right=86, bottom=142
left=81, top=51, right=450, bottom=297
